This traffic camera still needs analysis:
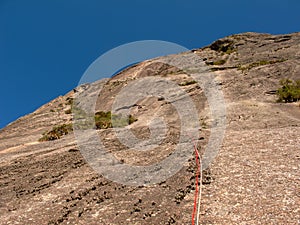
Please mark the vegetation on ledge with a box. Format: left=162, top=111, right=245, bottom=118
left=39, top=124, right=73, bottom=142
left=238, top=59, right=286, bottom=72
left=178, top=80, right=197, bottom=86
left=95, top=111, right=137, bottom=129
left=276, top=78, right=300, bottom=102
left=209, top=39, right=236, bottom=54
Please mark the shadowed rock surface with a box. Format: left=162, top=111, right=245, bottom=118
left=0, top=32, right=300, bottom=224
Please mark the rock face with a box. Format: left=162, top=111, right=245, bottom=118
left=0, top=32, right=300, bottom=224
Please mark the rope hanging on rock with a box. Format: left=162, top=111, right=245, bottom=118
left=191, top=140, right=202, bottom=225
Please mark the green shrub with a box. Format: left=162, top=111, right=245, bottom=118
left=178, top=80, right=197, bottom=86
left=212, top=59, right=226, bottom=65
left=276, top=79, right=300, bottom=102
left=95, top=111, right=137, bottom=129
left=71, top=106, right=94, bottom=129
left=68, top=106, right=138, bottom=130
left=209, top=39, right=236, bottom=54
left=238, top=59, right=286, bottom=72
left=94, top=111, right=112, bottom=129
left=72, top=105, right=88, bottom=119
left=39, top=124, right=73, bottom=141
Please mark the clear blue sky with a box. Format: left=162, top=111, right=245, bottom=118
left=1, top=0, right=299, bottom=128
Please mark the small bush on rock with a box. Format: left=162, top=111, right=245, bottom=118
left=39, top=124, right=73, bottom=141
left=276, top=78, right=300, bottom=102
left=95, top=111, right=137, bottom=129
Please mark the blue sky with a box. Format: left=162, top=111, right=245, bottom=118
left=1, top=0, right=300, bottom=128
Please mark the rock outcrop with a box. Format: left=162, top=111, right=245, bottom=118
left=0, top=32, right=299, bottom=224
